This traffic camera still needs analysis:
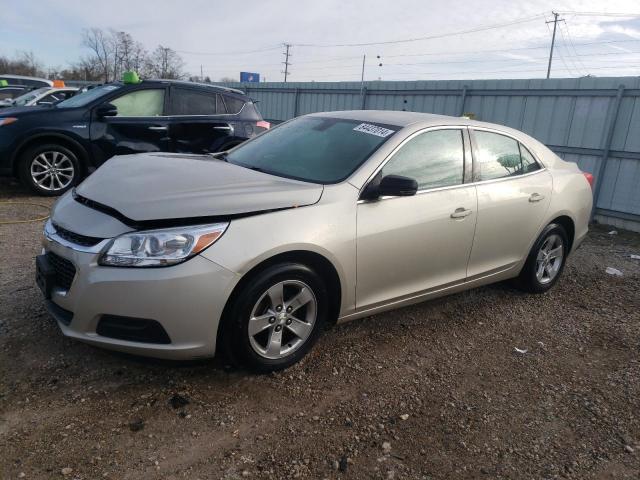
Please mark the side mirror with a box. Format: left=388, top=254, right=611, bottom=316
left=362, top=174, right=418, bottom=200
left=378, top=175, right=418, bottom=197
left=96, top=103, right=118, bottom=117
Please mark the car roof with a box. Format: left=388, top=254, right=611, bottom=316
left=142, top=79, right=245, bottom=96
left=311, top=109, right=532, bottom=133
left=46, top=87, right=78, bottom=91
left=309, top=110, right=463, bottom=127
left=0, top=74, right=53, bottom=86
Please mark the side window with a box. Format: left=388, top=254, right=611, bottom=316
left=474, top=131, right=523, bottom=181
left=519, top=144, right=541, bottom=173
left=0, top=88, right=23, bottom=100
left=381, top=129, right=464, bottom=190
left=222, top=95, right=244, bottom=114
left=110, top=89, right=165, bottom=117
left=171, top=88, right=219, bottom=115
left=38, top=93, right=60, bottom=104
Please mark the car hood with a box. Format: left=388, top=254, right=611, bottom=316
left=0, top=104, right=55, bottom=115
left=75, top=153, right=324, bottom=224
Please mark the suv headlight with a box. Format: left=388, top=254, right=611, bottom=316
left=99, top=223, right=228, bottom=267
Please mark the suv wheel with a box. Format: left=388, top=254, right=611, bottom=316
left=221, top=263, right=328, bottom=372
left=515, top=223, right=569, bottom=293
left=18, top=143, right=81, bottom=196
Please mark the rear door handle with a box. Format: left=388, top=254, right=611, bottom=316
left=450, top=207, right=472, bottom=219
left=529, top=193, right=545, bottom=203
left=148, top=125, right=168, bottom=131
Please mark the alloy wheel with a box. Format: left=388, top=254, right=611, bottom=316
left=535, top=234, right=564, bottom=284
left=30, top=151, right=75, bottom=192
left=248, top=280, right=317, bottom=360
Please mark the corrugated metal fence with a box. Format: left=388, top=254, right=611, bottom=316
left=219, top=77, right=640, bottom=231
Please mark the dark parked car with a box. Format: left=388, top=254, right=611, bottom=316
left=0, top=86, right=34, bottom=101
left=0, top=74, right=53, bottom=88
left=0, top=79, right=270, bottom=195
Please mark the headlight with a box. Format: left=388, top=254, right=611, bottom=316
left=99, top=223, right=228, bottom=267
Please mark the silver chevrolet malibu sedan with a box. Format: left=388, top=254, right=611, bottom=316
left=38, top=110, right=593, bottom=372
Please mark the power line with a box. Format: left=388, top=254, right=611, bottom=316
left=292, top=12, right=547, bottom=47
left=292, top=63, right=638, bottom=79
left=556, top=11, right=640, bottom=17
left=559, top=23, right=590, bottom=76
left=176, top=45, right=282, bottom=56
left=382, top=38, right=640, bottom=58
left=555, top=23, right=583, bottom=76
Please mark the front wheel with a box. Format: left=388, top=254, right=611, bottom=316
left=515, top=223, right=569, bottom=293
left=18, top=143, right=82, bottom=196
left=220, top=263, right=328, bottom=373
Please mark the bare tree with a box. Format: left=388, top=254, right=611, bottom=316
left=1, top=29, right=190, bottom=82
left=0, top=51, right=46, bottom=77
left=219, top=76, right=236, bottom=82
left=145, top=45, right=185, bottom=79
left=82, top=28, right=112, bottom=82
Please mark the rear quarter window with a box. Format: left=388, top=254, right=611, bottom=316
left=222, top=95, right=245, bottom=114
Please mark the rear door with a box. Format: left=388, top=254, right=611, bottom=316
left=90, top=86, right=170, bottom=165
left=356, top=127, right=477, bottom=309
left=466, top=128, right=552, bottom=278
left=168, top=86, right=234, bottom=153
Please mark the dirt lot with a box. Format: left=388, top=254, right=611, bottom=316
left=1, top=177, right=639, bottom=480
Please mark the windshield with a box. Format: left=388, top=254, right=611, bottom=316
left=225, top=116, right=399, bottom=184
left=11, top=87, right=49, bottom=106
left=56, top=84, right=121, bottom=108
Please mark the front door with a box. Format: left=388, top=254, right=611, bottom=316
left=90, top=87, right=169, bottom=165
left=168, top=86, right=233, bottom=153
left=356, top=128, right=477, bottom=309
left=466, top=128, right=552, bottom=278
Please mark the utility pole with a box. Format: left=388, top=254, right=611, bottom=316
left=546, top=11, right=564, bottom=79
left=200, top=64, right=203, bottom=81
left=360, top=54, right=366, bottom=97
left=282, top=43, right=292, bottom=82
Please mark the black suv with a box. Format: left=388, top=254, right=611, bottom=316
left=0, top=79, right=269, bottom=195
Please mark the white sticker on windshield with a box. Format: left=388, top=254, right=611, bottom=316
left=353, top=123, right=395, bottom=138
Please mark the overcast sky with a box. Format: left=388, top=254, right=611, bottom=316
left=1, top=0, right=639, bottom=82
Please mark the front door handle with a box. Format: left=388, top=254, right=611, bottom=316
left=450, top=207, right=472, bottom=219
left=213, top=125, right=232, bottom=131
left=529, top=193, right=545, bottom=203
left=148, top=125, right=168, bottom=131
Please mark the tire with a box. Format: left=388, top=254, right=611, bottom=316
left=18, top=143, right=82, bottom=196
left=514, top=223, right=569, bottom=294
left=220, top=263, right=328, bottom=373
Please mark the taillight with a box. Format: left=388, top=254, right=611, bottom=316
left=583, top=172, right=594, bottom=189
left=256, top=120, right=271, bottom=130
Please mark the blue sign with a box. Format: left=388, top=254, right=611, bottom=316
left=240, top=72, right=260, bottom=83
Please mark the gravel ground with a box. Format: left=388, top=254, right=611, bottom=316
left=1, top=177, right=639, bottom=480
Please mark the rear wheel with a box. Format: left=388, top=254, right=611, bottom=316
left=515, top=223, right=568, bottom=293
left=220, top=263, right=328, bottom=372
left=18, top=143, right=81, bottom=196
